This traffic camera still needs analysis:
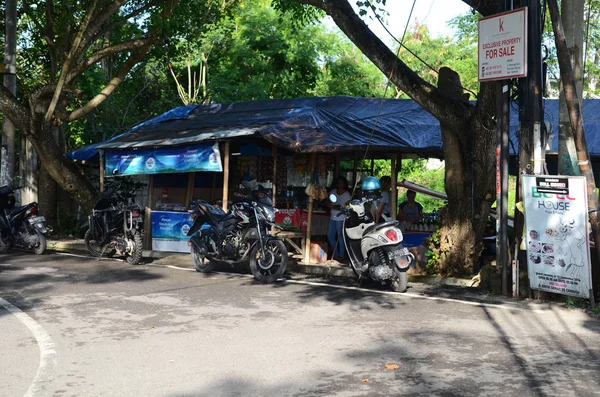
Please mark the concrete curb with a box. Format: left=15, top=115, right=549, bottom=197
left=48, top=240, right=476, bottom=288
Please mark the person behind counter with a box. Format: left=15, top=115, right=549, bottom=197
left=327, top=177, right=351, bottom=261
left=397, top=190, right=423, bottom=223
left=374, top=176, right=391, bottom=223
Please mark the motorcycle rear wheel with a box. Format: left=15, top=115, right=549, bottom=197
left=125, top=230, right=143, bottom=265
left=389, top=271, right=408, bottom=293
left=249, top=239, right=287, bottom=283
left=84, top=230, right=116, bottom=258
left=191, top=245, right=215, bottom=273
left=32, top=231, right=46, bottom=255
left=0, top=234, right=11, bottom=253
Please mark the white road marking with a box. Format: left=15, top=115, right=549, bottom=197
left=144, top=263, right=551, bottom=314
left=53, top=252, right=551, bottom=313
left=0, top=297, right=57, bottom=397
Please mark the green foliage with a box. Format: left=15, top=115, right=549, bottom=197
left=397, top=159, right=445, bottom=213
left=424, top=229, right=441, bottom=275
left=105, top=176, right=147, bottom=204
left=396, top=22, right=478, bottom=99
left=592, top=304, right=600, bottom=315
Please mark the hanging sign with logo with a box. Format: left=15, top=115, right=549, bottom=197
left=478, top=8, right=528, bottom=81
left=105, top=143, right=223, bottom=176
left=522, top=175, right=592, bottom=299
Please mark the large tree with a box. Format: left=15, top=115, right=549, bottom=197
left=276, top=0, right=503, bottom=274
left=0, top=0, right=232, bottom=212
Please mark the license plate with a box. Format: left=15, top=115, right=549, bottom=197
left=28, top=216, right=45, bottom=224
left=388, top=247, right=409, bottom=260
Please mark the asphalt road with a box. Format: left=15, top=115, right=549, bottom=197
left=1, top=251, right=600, bottom=397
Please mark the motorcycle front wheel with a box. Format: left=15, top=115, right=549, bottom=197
left=249, top=239, right=287, bottom=283
left=125, top=230, right=143, bottom=265
left=389, top=271, right=408, bottom=293
left=31, top=230, right=46, bottom=255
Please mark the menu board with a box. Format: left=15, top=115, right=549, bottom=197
left=522, top=175, right=592, bottom=298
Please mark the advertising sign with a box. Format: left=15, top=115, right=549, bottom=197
left=151, top=211, right=194, bottom=253
left=105, top=143, right=222, bottom=177
left=522, top=175, right=592, bottom=298
left=478, top=8, right=527, bottom=81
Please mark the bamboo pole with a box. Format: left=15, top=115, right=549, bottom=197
left=352, top=154, right=359, bottom=190
left=98, top=149, right=105, bottom=192
left=222, top=141, right=230, bottom=211
left=304, top=153, right=317, bottom=264
left=390, top=154, right=397, bottom=219
left=549, top=0, right=599, bottom=304
left=143, top=174, right=154, bottom=250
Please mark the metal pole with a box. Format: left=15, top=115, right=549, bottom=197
left=1, top=0, right=17, bottom=186
left=497, top=80, right=510, bottom=297
left=549, top=0, right=600, bottom=301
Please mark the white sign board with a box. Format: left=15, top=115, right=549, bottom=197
left=523, top=175, right=592, bottom=299
left=478, top=8, right=527, bottom=81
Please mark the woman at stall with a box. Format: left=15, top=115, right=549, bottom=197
left=328, top=176, right=351, bottom=261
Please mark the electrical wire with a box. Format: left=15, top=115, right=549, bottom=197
left=350, top=0, right=417, bottom=197
left=367, top=0, right=479, bottom=100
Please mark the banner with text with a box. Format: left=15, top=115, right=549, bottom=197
left=151, top=211, right=193, bottom=253
left=105, top=143, right=222, bottom=176
left=478, top=8, right=527, bottom=81
left=523, top=175, right=592, bottom=299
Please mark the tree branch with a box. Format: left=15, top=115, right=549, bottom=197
left=0, top=86, right=31, bottom=132
left=44, top=0, right=99, bottom=124
left=66, top=38, right=152, bottom=84
left=297, top=0, right=471, bottom=127
left=459, top=0, right=500, bottom=16
left=68, top=47, right=151, bottom=122
left=89, top=1, right=160, bottom=46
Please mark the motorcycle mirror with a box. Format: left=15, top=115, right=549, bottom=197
left=112, top=168, right=119, bottom=175
left=329, top=194, right=337, bottom=203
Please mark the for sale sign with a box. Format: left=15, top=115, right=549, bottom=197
left=522, top=175, right=592, bottom=299
left=478, top=8, right=527, bottom=81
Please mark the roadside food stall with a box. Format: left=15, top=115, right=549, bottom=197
left=68, top=96, right=449, bottom=262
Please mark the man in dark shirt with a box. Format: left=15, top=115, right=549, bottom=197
left=398, top=190, right=423, bottom=223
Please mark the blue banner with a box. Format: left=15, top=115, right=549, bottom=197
left=151, top=211, right=194, bottom=253
left=105, top=143, right=222, bottom=176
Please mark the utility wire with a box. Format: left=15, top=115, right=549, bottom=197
left=353, top=0, right=417, bottom=197
left=367, top=0, right=479, bottom=100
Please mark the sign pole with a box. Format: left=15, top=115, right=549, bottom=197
left=497, top=80, right=510, bottom=297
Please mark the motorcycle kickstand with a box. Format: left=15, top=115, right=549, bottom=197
left=98, top=243, right=109, bottom=261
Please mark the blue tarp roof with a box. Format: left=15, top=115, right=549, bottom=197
left=66, top=96, right=600, bottom=162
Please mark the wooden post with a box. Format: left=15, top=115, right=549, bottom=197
left=143, top=175, right=154, bottom=250
left=390, top=154, right=397, bottom=219
left=185, top=172, right=195, bottom=208
left=98, top=149, right=105, bottom=192
left=370, top=158, right=375, bottom=175
left=271, top=144, right=277, bottom=199
left=222, top=141, right=230, bottom=211
left=333, top=153, right=340, bottom=181
left=304, top=153, right=317, bottom=264
left=352, top=154, right=359, bottom=191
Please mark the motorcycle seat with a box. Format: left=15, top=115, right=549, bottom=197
left=9, top=205, right=31, bottom=217
left=197, top=201, right=228, bottom=221
left=364, top=220, right=399, bottom=236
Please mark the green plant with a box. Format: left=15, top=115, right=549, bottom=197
left=424, top=229, right=442, bottom=275
left=592, top=304, right=600, bottom=315
left=105, top=177, right=147, bottom=204
left=565, top=297, right=576, bottom=308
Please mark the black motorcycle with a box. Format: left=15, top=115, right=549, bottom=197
left=0, top=185, right=52, bottom=255
left=187, top=195, right=288, bottom=283
left=84, top=191, right=144, bottom=264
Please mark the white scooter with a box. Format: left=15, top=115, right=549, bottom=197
left=330, top=194, right=413, bottom=292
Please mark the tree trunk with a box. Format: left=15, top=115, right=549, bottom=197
left=27, top=124, right=97, bottom=214
left=38, top=162, right=57, bottom=227
left=1, top=0, right=17, bottom=186
left=437, top=68, right=496, bottom=275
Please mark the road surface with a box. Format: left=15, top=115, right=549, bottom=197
left=1, top=251, right=599, bottom=397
